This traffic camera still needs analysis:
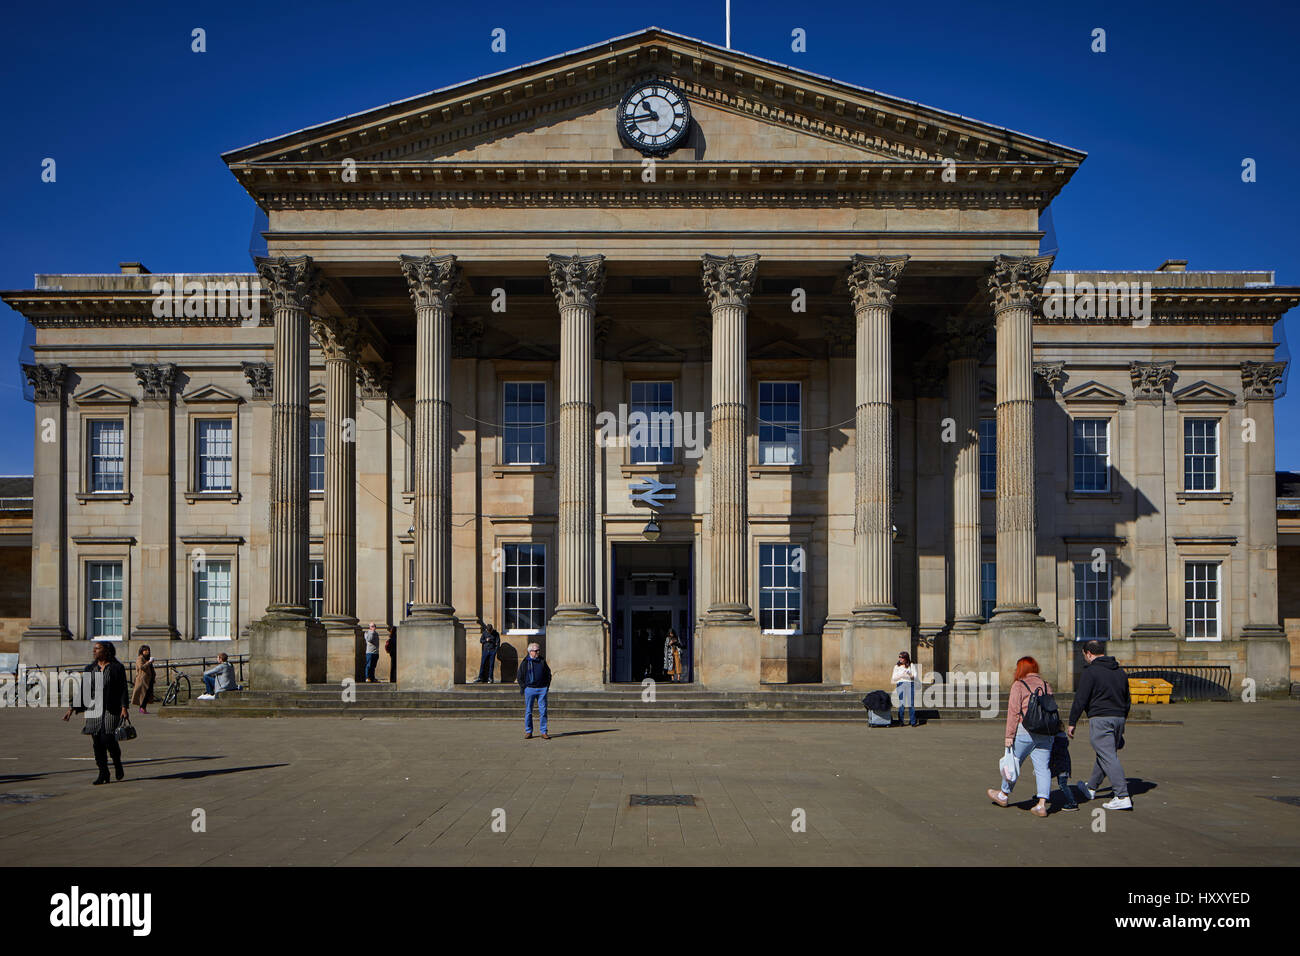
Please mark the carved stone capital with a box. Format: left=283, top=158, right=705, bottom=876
left=700, top=253, right=759, bottom=310
left=451, top=316, right=485, bottom=359
left=547, top=254, right=606, bottom=311
left=944, top=316, right=992, bottom=361
left=593, top=316, right=613, bottom=358
left=1033, top=361, right=1066, bottom=396
left=1130, top=360, right=1175, bottom=401
left=846, top=254, right=909, bottom=312
left=22, top=362, right=67, bottom=402
left=823, top=314, right=854, bottom=358
left=912, top=360, right=948, bottom=398
left=357, top=362, right=393, bottom=399
left=254, top=255, right=324, bottom=313
left=241, top=362, right=273, bottom=399
left=399, top=253, right=461, bottom=312
left=1241, top=360, right=1287, bottom=400
left=987, top=253, right=1055, bottom=313
left=310, top=314, right=364, bottom=363
left=694, top=314, right=713, bottom=351
left=132, top=363, right=178, bottom=400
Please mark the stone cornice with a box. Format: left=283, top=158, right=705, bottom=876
left=399, top=253, right=462, bottom=312
left=548, top=254, right=606, bottom=311
left=846, top=254, right=908, bottom=311
left=701, top=253, right=759, bottom=310
left=254, top=255, right=324, bottom=313
left=988, top=253, right=1055, bottom=313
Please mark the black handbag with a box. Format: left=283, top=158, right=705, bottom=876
left=114, top=716, right=137, bottom=742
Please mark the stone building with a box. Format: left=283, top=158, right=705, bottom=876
left=4, top=28, right=1294, bottom=694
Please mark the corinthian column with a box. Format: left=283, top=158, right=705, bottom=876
left=846, top=254, right=908, bottom=621
left=400, top=254, right=459, bottom=622
left=702, top=253, right=759, bottom=622
left=946, top=318, right=990, bottom=632
left=986, top=254, right=1053, bottom=621
left=255, top=255, right=323, bottom=619
left=547, top=254, right=605, bottom=621
left=312, top=314, right=364, bottom=681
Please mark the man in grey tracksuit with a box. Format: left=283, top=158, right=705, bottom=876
left=1067, top=639, right=1133, bottom=810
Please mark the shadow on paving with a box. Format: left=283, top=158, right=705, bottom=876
left=141, top=763, right=288, bottom=781
left=0, top=754, right=227, bottom=785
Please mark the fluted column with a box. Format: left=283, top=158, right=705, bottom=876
left=986, top=254, right=1053, bottom=620
left=400, top=254, right=459, bottom=622
left=702, top=253, right=759, bottom=621
left=548, top=254, right=605, bottom=621
left=255, top=255, right=323, bottom=619
left=847, top=254, right=908, bottom=620
left=946, top=318, right=989, bottom=630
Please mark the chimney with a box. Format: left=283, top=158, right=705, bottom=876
left=118, top=261, right=150, bottom=274
left=1156, top=259, right=1187, bottom=273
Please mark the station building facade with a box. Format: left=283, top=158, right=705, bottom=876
left=6, top=28, right=1294, bottom=693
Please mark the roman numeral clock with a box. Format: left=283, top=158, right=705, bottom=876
left=618, top=80, right=692, bottom=156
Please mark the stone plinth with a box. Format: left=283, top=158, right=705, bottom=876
left=544, top=619, right=606, bottom=690
left=325, top=623, right=363, bottom=684
left=397, top=619, right=458, bottom=690
left=1243, top=631, right=1291, bottom=697
left=849, top=619, right=911, bottom=689
left=249, top=618, right=326, bottom=690
left=698, top=621, right=760, bottom=690
left=978, top=618, right=1060, bottom=688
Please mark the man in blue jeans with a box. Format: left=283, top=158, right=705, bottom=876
left=516, top=642, right=552, bottom=739
left=362, top=622, right=381, bottom=683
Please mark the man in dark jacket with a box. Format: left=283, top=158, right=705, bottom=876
left=516, top=642, right=552, bottom=739
left=1067, top=640, right=1132, bottom=810
left=474, top=624, right=500, bottom=684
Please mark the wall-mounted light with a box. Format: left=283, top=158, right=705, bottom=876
left=642, top=515, right=662, bottom=542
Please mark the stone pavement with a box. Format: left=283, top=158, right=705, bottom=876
left=1, top=703, right=1297, bottom=866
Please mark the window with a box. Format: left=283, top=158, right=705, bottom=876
left=1073, top=561, right=1111, bottom=640
left=503, top=383, right=546, bottom=465
left=503, top=544, right=546, bottom=633
left=759, top=543, right=803, bottom=634
left=980, top=561, right=997, bottom=622
left=87, top=561, right=123, bottom=640
left=1184, top=419, right=1219, bottom=491
left=758, top=382, right=801, bottom=465
left=196, top=419, right=233, bottom=491
left=978, top=419, right=996, bottom=493
left=629, top=381, right=674, bottom=465
left=88, top=420, right=125, bottom=492
left=1184, top=562, right=1221, bottom=640
left=195, top=560, right=232, bottom=639
left=1073, top=419, right=1110, bottom=492
left=309, top=560, right=324, bottom=620
left=308, top=419, right=325, bottom=493
left=404, top=557, right=415, bottom=617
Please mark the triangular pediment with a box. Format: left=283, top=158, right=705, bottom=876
left=225, top=28, right=1084, bottom=176
left=1173, top=380, right=1237, bottom=404
left=308, top=382, right=327, bottom=403
left=1062, top=381, right=1126, bottom=404
left=751, top=339, right=813, bottom=359
left=74, top=384, right=135, bottom=406
left=619, top=340, right=686, bottom=362
left=182, top=383, right=244, bottom=404
left=500, top=342, right=558, bottom=362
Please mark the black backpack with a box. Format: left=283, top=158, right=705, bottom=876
left=1020, top=679, right=1061, bottom=735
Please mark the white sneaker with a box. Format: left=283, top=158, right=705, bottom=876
left=1076, top=781, right=1095, bottom=801
left=1103, top=796, right=1133, bottom=810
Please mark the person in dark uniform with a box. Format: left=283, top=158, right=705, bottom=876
left=475, top=623, right=500, bottom=683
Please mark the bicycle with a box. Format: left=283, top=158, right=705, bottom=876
left=162, top=672, right=191, bottom=706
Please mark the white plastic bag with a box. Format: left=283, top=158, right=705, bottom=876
left=999, top=747, right=1019, bottom=783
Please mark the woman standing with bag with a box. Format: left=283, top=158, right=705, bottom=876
left=891, top=651, right=919, bottom=727
left=62, top=641, right=132, bottom=785
left=664, top=629, right=684, bottom=683
left=987, top=656, right=1057, bottom=817
left=132, top=645, right=155, bottom=714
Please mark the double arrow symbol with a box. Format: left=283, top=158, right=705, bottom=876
left=629, top=476, right=677, bottom=508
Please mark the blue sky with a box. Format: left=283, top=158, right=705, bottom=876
left=1, top=0, right=1297, bottom=471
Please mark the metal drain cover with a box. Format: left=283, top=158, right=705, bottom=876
left=629, top=794, right=696, bottom=807
left=0, top=793, right=53, bottom=805
left=1263, top=795, right=1300, bottom=807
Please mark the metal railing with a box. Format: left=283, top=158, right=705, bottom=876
left=9, top=655, right=250, bottom=694
left=1127, top=665, right=1233, bottom=701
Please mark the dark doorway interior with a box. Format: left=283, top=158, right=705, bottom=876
left=611, top=542, right=692, bottom=683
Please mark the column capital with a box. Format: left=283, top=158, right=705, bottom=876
left=451, top=316, right=486, bottom=358
left=22, top=362, right=68, bottom=401
left=912, top=360, right=948, bottom=398
left=1241, top=360, right=1287, bottom=400
left=1033, top=361, right=1066, bottom=397
left=547, top=253, right=606, bottom=311
left=131, top=363, right=178, bottom=400
left=823, top=314, right=854, bottom=357
left=241, top=362, right=273, bottom=399
left=356, top=361, right=392, bottom=399
left=701, top=253, right=759, bottom=310
left=1130, top=360, right=1175, bottom=401
left=400, top=253, right=462, bottom=312
left=254, top=255, right=324, bottom=312
left=944, top=315, right=992, bottom=361
left=987, top=253, right=1055, bottom=313
left=310, top=314, right=364, bottom=363
left=846, top=254, right=909, bottom=311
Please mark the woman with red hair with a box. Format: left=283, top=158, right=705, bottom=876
left=987, top=656, right=1056, bottom=817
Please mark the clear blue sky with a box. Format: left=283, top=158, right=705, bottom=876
left=1, top=0, right=1297, bottom=471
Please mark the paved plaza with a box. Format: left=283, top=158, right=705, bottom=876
left=1, top=703, right=1297, bottom=866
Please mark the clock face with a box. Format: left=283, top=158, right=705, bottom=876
left=618, top=81, right=691, bottom=156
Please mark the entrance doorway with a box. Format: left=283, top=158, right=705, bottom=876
left=611, top=542, right=692, bottom=683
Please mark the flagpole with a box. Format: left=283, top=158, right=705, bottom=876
left=725, top=0, right=731, bottom=49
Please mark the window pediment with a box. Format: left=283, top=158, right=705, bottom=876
left=74, top=384, right=135, bottom=406
left=182, top=383, right=244, bottom=404
left=1173, top=380, right=1236, bottom=405
left=1061, top=381, right=1126, bottom=405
